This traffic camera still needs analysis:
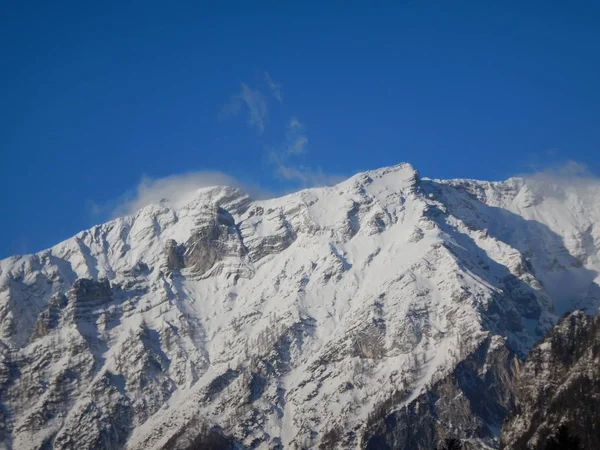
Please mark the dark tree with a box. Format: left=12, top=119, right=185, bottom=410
left=544, top=425, right=582, bottom=450
left=435, top=437, right=462, bottom=450
left=185, top=424, right=233, bottom=450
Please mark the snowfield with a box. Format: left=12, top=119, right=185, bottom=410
left=1, top=163, right=599, bottom=449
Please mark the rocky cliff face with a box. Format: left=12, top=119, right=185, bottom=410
left=500, top=310, right=600, bottom=450
left=0, top=163, right=599, bottom=449
left=363, top=336, right=519, bottom=450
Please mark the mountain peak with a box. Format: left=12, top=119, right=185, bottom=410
left=1, top=163, right=599, bottom=449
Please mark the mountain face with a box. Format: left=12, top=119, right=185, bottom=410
left=500, top=310, right=600, bottom=450
left=0, top=163, right=599, bottom=450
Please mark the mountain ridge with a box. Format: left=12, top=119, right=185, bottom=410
left=1, top=162, right=599, bottom=449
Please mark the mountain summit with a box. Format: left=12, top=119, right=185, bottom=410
left=1, top=163, right=599, bottom=449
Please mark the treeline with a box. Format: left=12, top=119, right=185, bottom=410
left=434, top=424, right=583, bottom=449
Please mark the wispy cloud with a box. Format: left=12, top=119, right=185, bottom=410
left=268, top=117, right=344, bottom=187
left=275, top=164, right=346, bottom=187
left=221, top=83, right=268, bottom=133
left=219, top=73, right=343, bottom=188
left=284, top=118, right=308, bottom=154
left=264, top=71, right=282, bottom=103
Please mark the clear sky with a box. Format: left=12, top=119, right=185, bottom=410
left=1, top=1, right=599, bottom=258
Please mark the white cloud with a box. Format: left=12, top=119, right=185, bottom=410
left=106, top=171, right=273, bottom=218
left=221, top=83, right=268, bottom=133
left=264, top=71, right=282, bottom=102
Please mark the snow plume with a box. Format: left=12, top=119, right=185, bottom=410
left=109, top=171, right=273, bottom=218
left=522, top=159, right=596, bottom=182
left=518, top=160, right=600, bottom=201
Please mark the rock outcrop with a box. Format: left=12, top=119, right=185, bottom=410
left=500, top=310, right=600, bottom=450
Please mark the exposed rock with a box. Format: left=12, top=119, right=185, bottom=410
left=363, top=336, right=518, bottom=450
left=183, top=206, right=248, bottom=278
left=164, top=240, right=184, bottom=272
left=68, top=278, right=112, bottom=305
left=500, top=311, right=600, bottom=450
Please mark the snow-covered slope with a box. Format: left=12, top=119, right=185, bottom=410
left=0, top=163, right=599, bottom=449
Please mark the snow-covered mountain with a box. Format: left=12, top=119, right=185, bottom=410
left=1, top=163, right=599, bottom=449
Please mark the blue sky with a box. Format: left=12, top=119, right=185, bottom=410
left=1, top=1, right=599, bottom=258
